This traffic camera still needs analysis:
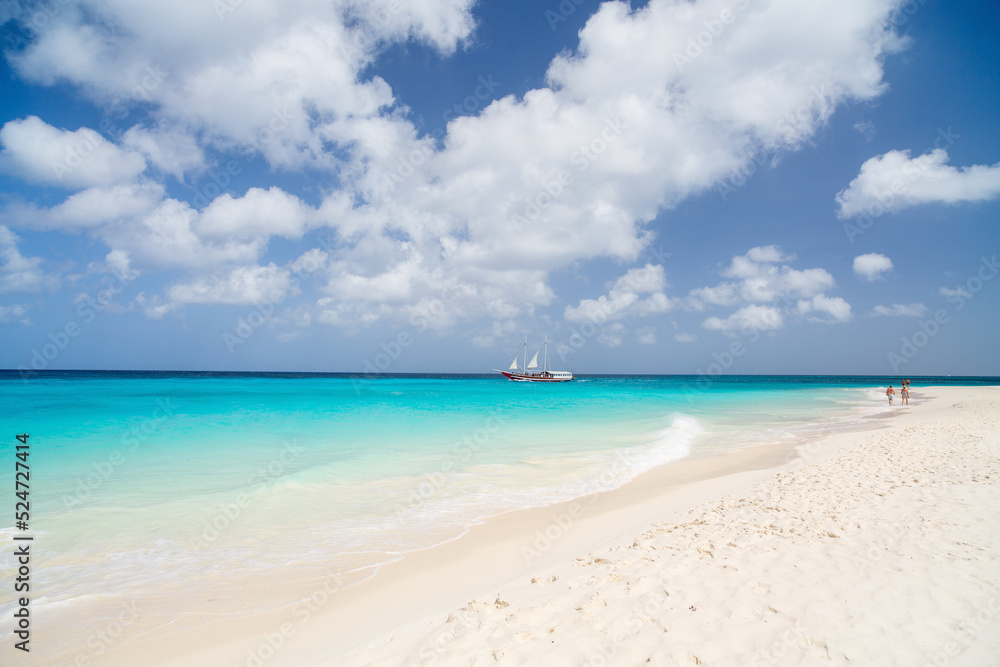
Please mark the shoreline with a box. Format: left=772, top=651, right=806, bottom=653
left=35, top=386, right=999, bottom=665
left=82, top=387, right=956, bottom=666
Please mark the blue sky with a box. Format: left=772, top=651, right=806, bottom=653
left=1, top=0, right=998, bottom=375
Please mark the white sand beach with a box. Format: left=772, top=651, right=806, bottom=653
left=91, top=386, right=1000, bottom=666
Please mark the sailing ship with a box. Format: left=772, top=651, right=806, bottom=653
left=495, top=337, right=574, bottom=382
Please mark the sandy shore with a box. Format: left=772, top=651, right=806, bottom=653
left=86, top=386, right=1000, bottom=666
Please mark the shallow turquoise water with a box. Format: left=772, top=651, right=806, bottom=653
left=0, top=372, right=995, bottom=643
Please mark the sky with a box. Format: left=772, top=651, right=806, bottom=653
left=0, top=0, right=998, bottom=376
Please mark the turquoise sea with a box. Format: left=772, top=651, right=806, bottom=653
left=1, top=372, right=998, bottom=658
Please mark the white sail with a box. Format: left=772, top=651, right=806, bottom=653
left=527, top=349, right=540, bottom=369
left=508, top=357, right=519, bottom=370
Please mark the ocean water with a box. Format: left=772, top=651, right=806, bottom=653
left=1, top=372, right=996, bottom=659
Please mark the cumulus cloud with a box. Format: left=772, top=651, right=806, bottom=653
left=30, top=183, right=166, bottom=230
left=689, top=246, right=835, bottom=310
left=636, top=326, right=656, bottom=344
left=797, top=294, right=852, bottom=323
left=9, top=1, right=476, bottom=171
left=0, top=116, right=146, bottom=188
left=135, top=292, right=179, bottom=320
left=88, top=249, right=140, bottom=281
left=872, top=303, right=927, bottom=317
left=165, top=264, right=298, bottom=305
left=195, top=188, right=315, bottom=239
left=0, top=225, right=56, bottom=294
left=103, top=199, right=265, bottom=270
left=565, top=264, right=672, bottom=323
left=309, top=0, right=905, bottom=331
left=3, top=0, right=908, bottom=331
left=122, top=125, right=204, bottom=181
left=692, top=245, right=850, bottom=330
left=853, top=252, right=893, bottom=280
left=675, top=332, right=697, bottom=343
left=836, top=149, right=1000, bottom=218
left=704, top=304, right=784, bottom=332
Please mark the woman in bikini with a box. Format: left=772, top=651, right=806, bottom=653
left=900, top=381, right=909, bottom=405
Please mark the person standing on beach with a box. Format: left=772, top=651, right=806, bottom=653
left=900, top=382, right=909, bottom=405
left=886, top=385, right=895, bottom=405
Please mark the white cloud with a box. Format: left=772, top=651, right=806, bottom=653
left=38, top=183, right=166, bottom=230
left=939, top=286, right=972, bottom=301
left=135, top=292, right=179, bottom=320
left=122, top=125, right=204, bottom=181
left=0, top=225, right=56, bottom=294
left=836, top=149, right=1000, bottom=218
left=745, top=245, right=794, bottom=264
left=853, top=252, right=893, bottom=280
left=0, top=116, right=146, bottom=188
left=10, top=1, right=476, bottom=171
left=195, top=188, right=315, bottom=239
left=165, top=264, right=297, bottom=305
left=704, top=304, right=784, bottom=332
left=690, top=246, right=835, bottom=310
left=636, top=326, right=656, bottom=344
left=288, top=249, right=329, bottom=277
left=674, top=332, right=697, bottom=343
left=872, top=303, right=927, bottom=317
left=310, top=0, right=903, bottom=331
left=104, top=199, right=265, bottom=270
left=688, top=283, right=738, bottom=310
left=88, top=249, right=140, bottom=281
left=4, top=0, right=908, bottom=332
left=796, top=294, right=852, bottom=323
left=565, top=264, right=672, bottom=323
left=716, top=247, right=834, bottom=302
left=597, top=322, right=626, bottom=347
left=854, top=120, right=875, bottom=141
left=694, top=245, right=850, bottom=331
left=0, top=304, right=31, bottom=325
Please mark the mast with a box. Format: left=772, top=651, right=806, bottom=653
left=523, top=337, right=527, bottom=373
left=543, top=336, right=549, bottom=372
